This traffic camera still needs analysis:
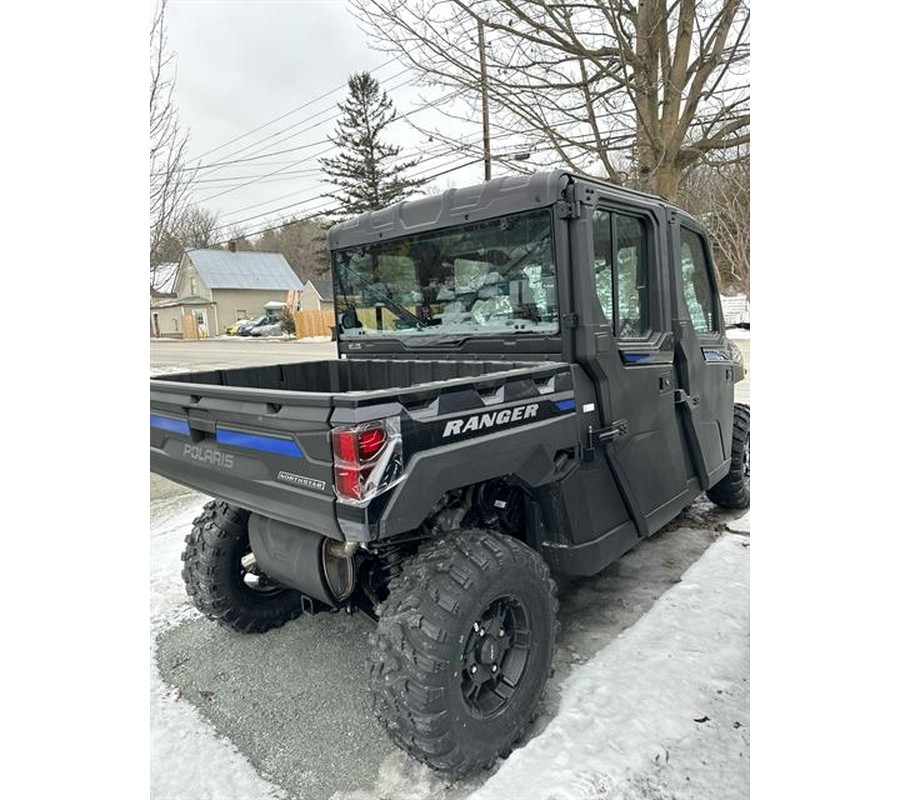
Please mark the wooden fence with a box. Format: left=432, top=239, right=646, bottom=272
left=293, top=309, right=333, bottom=339
left=181, top=313, right=199, bottom=340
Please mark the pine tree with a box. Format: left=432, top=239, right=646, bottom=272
left=320, top=72, right=421, bottom=216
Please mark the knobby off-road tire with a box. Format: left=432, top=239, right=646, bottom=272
left=181, top=500, right=303, bottom=633
left=369, top=529, right=558, bottom=777
left=707, top=403, right=750, bottom=509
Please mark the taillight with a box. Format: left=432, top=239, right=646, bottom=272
left=332, top=429, right=358, bottom=463
left=358, top=427, right=387, bottom=459
left=330, top=418, right=403, bottom=504
left=334, top=466, right=363, bottom=501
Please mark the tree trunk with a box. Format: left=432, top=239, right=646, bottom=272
left=651, top=164, right=681, bottom=202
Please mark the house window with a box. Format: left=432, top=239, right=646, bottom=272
left=189, top=277, right=196, bottom=295
left=592, top=210, right=651, bottom=338
left=236, top=309, right=247, bottom=320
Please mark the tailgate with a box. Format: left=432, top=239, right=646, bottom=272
left=150, top=381, right=341, bottom=538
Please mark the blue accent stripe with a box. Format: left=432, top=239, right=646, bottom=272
left=216, top=428, right=304, bottom=458
left=150, top=415, right=190, bottom=436
left=622, top=352, right=652, bottom=363
left=554, top=398, right=576, bottom=412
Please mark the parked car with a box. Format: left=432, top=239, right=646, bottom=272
left=251, top=321, right=284, bottom=337
left=225, top=318, right=250, bottom=335
left=236, top=315, right=268, bottom=336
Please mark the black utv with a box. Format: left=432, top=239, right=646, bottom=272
left=150, top=170, right=749, bottom=776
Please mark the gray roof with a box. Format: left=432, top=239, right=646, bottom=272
left=310, top=278, right=334, bottom=301
left=185, top=249, right=303, bottom=290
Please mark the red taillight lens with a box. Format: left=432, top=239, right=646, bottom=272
left=358, top=427, right=387, bottom=460
left=334, top=467, right=362, bottom=500
left=333, top=429, right=358, bottom=463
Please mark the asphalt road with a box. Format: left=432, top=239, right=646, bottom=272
left=150, top=334, right=751, bottom=800
left=150, top=337, right=337, bottom=373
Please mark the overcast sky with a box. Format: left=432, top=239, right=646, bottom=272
left=166, top=0, right=488, bottom=241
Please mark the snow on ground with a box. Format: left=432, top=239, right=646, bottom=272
left=150, top=480, right=749, bottom=800
left=469, top=533, right=749, bottom=800
left=725, top=328, right=751, bottom=340
left=150, top=492, right=285, bottom=800
left=726, top=512, right=751, bottom=534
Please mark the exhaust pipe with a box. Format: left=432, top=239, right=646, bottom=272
left=248, top=514, right=356, bottom=606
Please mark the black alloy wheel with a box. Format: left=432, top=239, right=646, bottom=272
left=460, top=596, right=532, bottom=717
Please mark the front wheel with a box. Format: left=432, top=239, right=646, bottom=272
left=368, top=529, right=558, bottom=777
left=707, top=403, right=750, bottom=509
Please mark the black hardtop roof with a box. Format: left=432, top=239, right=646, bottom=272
left=327, top=169, right=689, bottom=252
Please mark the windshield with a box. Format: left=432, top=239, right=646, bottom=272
left=333, top=209, right=558, bottom=341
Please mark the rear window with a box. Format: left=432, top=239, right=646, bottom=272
left=333, top=209, right=558, bottom=340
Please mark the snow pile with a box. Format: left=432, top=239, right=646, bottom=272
left=469, top=533, right=750, bottom=800
left=726, top=511, right=751, bottom=534
left=150, top=495, right=285, bottom=800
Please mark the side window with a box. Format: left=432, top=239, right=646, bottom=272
left=680, top=228, right=718, bottom=333
left=615, top=215, right=649, bottom=338
left=592, top=211, right=613, bottom=322
left=590, top=210, right=651, bottom=337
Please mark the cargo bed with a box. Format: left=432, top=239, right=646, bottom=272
left=150, top=358, right=574, bottom=541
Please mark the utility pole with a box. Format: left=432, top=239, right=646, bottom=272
left=477, top=20, right=491, bottom=181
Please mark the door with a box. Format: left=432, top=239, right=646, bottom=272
left=669, top=217, right=734, bottom=489
left=194, top=309, right=209, bottom=339
left=573, top=202, right=694, bottom=534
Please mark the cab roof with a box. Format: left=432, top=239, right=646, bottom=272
left=327, top=169, right=689, bottom=251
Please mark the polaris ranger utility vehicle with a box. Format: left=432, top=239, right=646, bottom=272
left=150, top=170, right=749, bottom=776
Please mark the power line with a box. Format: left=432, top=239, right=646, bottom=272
left=187, top=60, right=400, bottom=163
left=195, top=84, right=474, bottom=206
left=210, top=152, right=476, bottom=235
left=208, top=155, right=485, bottom=245
left=150, top=70, right=419, bottom=179
left=199, top=70, right=417, bottom=172
left=214, top=141, right=484, bottom=223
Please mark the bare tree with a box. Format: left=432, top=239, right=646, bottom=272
left=149, top=205, right=219, bottom=266
left=225, top=225, right=255, bottom=252
left=255, top=218, right=329, bottom=282
left=679, top=156, right=750, bottom=294
left=352, top=0, right=749, bottom=200
left=178, top=206, right=219, bottom=250
left=150, top=0, right=194, bottom=283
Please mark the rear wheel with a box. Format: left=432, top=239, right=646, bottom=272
left=368, top=529, right=557, bottom=777
left=181, top=500, right=303, bottom=633
left=707, top=403, right=750, bottom=509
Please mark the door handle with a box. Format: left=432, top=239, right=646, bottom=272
left=674, top=390, right=701, bottom=409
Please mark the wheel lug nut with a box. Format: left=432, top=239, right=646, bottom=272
left=480, top=629, right=486, bottom=637
left=491, top=665, right=498, bottom=673
left=499, top=630, right=504, bottom=637
left=471, top=665, right=477, bottom=674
